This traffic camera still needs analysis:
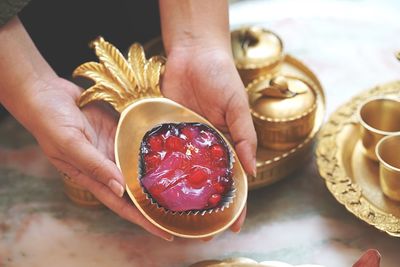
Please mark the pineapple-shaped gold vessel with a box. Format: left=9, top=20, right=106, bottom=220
left=73, top=37, right=247, bottom=239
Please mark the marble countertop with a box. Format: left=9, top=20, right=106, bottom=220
left=1, top=0, right=400, bottom=266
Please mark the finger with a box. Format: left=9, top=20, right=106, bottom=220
left=353, top=249, right=381, bottom=267
left=65, top=167, right=174, bottom=242
left=230, top=206, right=247, bottom=233
left=61, top=133, right=125, bottom=198
left=225, top=90, right=257, bottom=177
left=201, top=236, right=214, bottom=242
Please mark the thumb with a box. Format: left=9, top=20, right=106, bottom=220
left=225, top=90, right=257, bottom=177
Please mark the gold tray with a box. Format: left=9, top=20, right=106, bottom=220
left=316, top=80, right=400, bottom=237
left=144, top=38, right=326, bottom=190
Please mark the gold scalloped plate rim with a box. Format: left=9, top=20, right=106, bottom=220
left=316, top=80, right=400, bottom=237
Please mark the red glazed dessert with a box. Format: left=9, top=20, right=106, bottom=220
left=139, top=123, right=233, bottom=212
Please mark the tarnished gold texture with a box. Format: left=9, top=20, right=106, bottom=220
left=358, top=97, right=400, bottom=161
left=74, top=37, right=164, bottom=112
left=376, top=135, right=400, bottom=201
left=248, top=75, right=318, bottom=151
left=231, top=27, right=284, bottom=86
left=74, top=37, right=247, bottom=238
left=316, top=80, right=400, bottom=237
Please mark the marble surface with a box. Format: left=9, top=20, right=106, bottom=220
left=1, top=0, right=400, bottom=266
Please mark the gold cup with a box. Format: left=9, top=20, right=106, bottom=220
left=376, top=134, right=400, bottom=201
left=358, top=97, right=400, bottom=161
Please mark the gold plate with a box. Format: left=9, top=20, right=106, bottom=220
left=143, top=39, right=326, bottom=190
left=316, top=80, right=400, bottom=237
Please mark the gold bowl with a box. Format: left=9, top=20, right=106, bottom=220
left=231, top=26, right=284, bottom=86
left=358, top=97, right=400, bottom=161
left=248, top=75, right=318, bottom=151
left=376, top=134, right=400, bottom=201
left=74, top=37, right=247, bottom=238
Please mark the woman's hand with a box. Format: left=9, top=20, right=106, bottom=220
left=26, top=77, right=173, bottom=241
left=0, top=17, right=172, bottom=241
left=162, top=47, right=256, bottom=232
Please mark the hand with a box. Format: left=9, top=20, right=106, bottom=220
left=26, top=77, right=173, bottom=241
left=162, top=46, right=257, bottom=232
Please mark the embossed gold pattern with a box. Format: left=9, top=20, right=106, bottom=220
left=316, top=81, right=400, bottom=237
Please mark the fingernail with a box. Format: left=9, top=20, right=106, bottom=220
left=232, top=227, right=241, bottom=233
left=252, top=158, right=257, bottom=177
left=108, top=179, right=124, bottom=197
left=202, top=236, right=214, bottom=242
left=164, top=235, right=174, bottom=242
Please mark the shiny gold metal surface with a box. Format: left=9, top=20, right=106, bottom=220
left=62, top=175, right=102, bottom=207
left=316, top=80, right=400, bottom=237
left=248, top=75, right=317, bottom=150
left=376, top=135, right=400, bottom=201
left=231, top=27, right=284, bottom=86
left=74, top=37, right=247, bottom=238
left=142, top=37, right=326, bottom=190
left=190, top=257, right=324, bottom=267
left=358, top=97, right=400, bottom=161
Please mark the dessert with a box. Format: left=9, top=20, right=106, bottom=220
left=139, top=123, right=233, bottom=212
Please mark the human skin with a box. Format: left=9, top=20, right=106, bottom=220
left=0, top=0, right=256, bottom=240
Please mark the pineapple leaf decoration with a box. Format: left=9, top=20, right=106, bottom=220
left=73, top=37, right=165, bottom=113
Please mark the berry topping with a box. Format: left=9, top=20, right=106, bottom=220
left=165, top=136, right=185, bottom=152
left=188, top=168, right=208, bottom=187
left=148, top=135, right=164, bottom=152
left=208, top=194, right=222, bottom=207
left=139, top=123, right=233, bottom=212
left=210, top=144, right=225, bottom=159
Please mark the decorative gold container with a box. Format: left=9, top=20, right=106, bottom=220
left=62, top=174, right=102, bottom=207
left=231, top=27, right=284, bottom=86
left=74, top=37, right=247, bottom=238
left=143, top=32, right=325, bottom=190
left=248, top=75, right=317, bottom=150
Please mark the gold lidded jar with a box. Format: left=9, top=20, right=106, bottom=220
left=248, top=75, right=318, bottom=151
left=231, top=26, right=284, bottom=86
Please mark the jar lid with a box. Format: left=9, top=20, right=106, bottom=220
left=249, top=75, right=317, bottom=122
left=231, top=27, right=284, bottom=70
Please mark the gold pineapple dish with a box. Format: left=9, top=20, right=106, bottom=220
left=72, top=37, right=247, bottom=239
